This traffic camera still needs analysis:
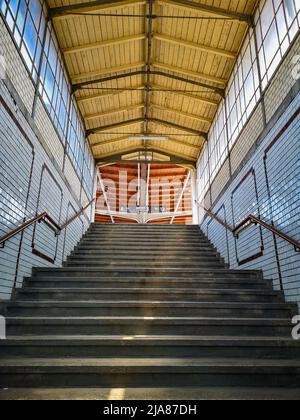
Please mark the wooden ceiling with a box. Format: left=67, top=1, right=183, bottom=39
left=48, top=0, right=257, bottom=164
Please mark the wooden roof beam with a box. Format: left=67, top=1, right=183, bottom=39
left=63, top=34, right=146, bottom=55
left=154, top=34, right=237, bottom=59
left=151, top=84, right=219, bottom=106
left=152, top=104, right=212, bottom=124
left=85, top=104, right=144, bottom=121
left=87, top=118, right=144, bottom=135
left=153, top=63, right=226, bottom=87
left=71, top=62, right=145, bottom=84
left=159, top=0, right=252, bottom=24
left=49, top=0, right=146, bottom=19
left=76, top=85, right=145, bottom=104
left=148, top=118, right=207, bottom=138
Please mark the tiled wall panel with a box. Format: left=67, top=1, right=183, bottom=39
left=201, top=93, right=300, bottom=309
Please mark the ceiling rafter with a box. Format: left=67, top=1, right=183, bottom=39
left=148, top=118, right=207, bottom=138
left=63, top=34, right=147, bottom=55
left=152, top=104, right=212, bottom=124
left=71, top=62, right=145, bottom=84
left=49, top=0, right=146, bottom=19
left=158, top=0, right=252, bottom=24
left=85, top=104, right=145, bottom=121
left=154, top=34, right=237, bottom=59
left=87, top=118, right=144, bottom=135
left=153, top=63, right=226, bottom=87
left=76, top=85, right=145, bottom=103
left=149, top=138, right=201, bottom=150
left=151, top=84, right=219, bottom=106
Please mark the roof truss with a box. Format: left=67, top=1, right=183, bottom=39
left=63, top=34, right=146, bottom=55
left=50, top=0, right=146, bottom=19
left=91, top=135, right=202, bottom=150
left=49, top=0, right=251, bottom=25
left=73, top=68, right=225, bottom=96
left=96, top=147, right=196, bottom=167
left=159, top=0, right=252, bottom=24
left=87, top=117, right=207, bottom=137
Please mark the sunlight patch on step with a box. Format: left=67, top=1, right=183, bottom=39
left=108, top=388, right=125, bottom=400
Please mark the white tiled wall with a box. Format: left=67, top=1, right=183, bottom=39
left=0, top=22, right=94, bottom=300
left=200, top=53, right=300, bottom=310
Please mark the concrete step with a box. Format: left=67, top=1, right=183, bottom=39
left=82, top=235, right=211, bottom=242
left=68, top=253, right=222, bottom=261
left=4, top=301, right=296, bottom=318
left=14, top=288, right=284, bottom=303
left=6, top=317, right=293, bottom=337
left=75, top=244, right=216, bottom=251
left=32, top=267, right=263, bottom=279
left=1, top=358, right=300, bottom=388
left=63, top=260, right=225, bottom=269
left=71, top=249, right=220, bottom=258
left=1, top=336, right=299, bottom=359
left=25, top=277, right=272, bottom=290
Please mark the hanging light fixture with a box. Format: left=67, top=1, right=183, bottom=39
left=128, top=136, right=168, bottom=141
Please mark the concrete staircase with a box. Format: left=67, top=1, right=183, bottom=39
left=0, top=224, right=300, bottom=389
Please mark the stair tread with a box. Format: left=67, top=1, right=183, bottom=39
left=6, top=316, right=292, bottom=322
left=3, top=335, right=298, bottom=344
left=7, top=300, right=293, bottom=307
left=18, top=287, right=278, bottom=294
left=1, top=358, right=300, bottom=368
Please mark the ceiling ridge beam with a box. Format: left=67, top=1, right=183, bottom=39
left=159, top=0, right=252, bottom=24
left=50, top=0, right=146, bottom=19
left=85, top=104, right=144, bottom=121
left=152, top=104, right=212, bottom=124
left=154, top=34, right=237, bottom=59
left=63, top=34, right=146, bottom=55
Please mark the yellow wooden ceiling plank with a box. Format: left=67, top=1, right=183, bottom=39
left=154, top=33, right=237, bottom=59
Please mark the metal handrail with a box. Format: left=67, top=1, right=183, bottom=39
left=0, top=199, right=95, bottom=247
left=197, top=203, right=300, bottom=252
